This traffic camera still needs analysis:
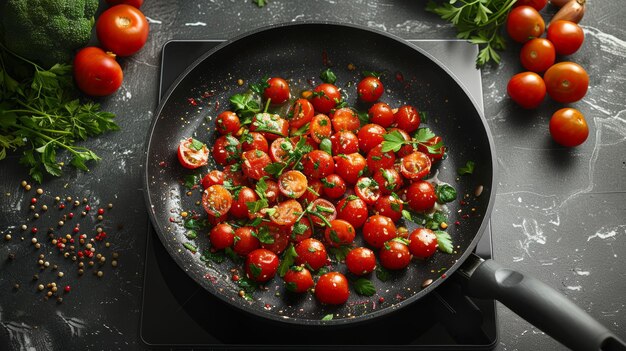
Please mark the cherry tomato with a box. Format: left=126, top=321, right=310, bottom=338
left=260, top=224, right=290, bottom=254
left=301, top=150, right=334, bottom=179
left=324, top=219, right=356, bottom=247
left=233, top=227, right=261, bottom=256
left=336, top=196, right=369, bottom=229
left=330, top=131, right=360, bottom=155
left=321, top=174, right=347, bottom=199
left=507, top=72, right=546, bottom=109
left=367, top=144, right=396, bottom=172
left=229, top=186, right=258, bottom=219
left=379, top=240, right=411, bottom=270
left=105, top=0, right=143, bottom=8
left=368, top=102, right=394, bottom=128
left=417, top=135, right=445, bottom=163
left=177, top=138, right=209, bottom=169
left=331, top=108, right=360, bottom=132
left=309, top=198, right=337, bottom=227
left=250, top=113, right=289, bottom=141
left=263, top=77, right=290, bottom=105
left=506, top=6, right=545, bottom=43
left=543, top=62, right=589, bottom=103
left=201, top=170, right=224, bottom=189
left=209, top=223, right=235, bottom=250
left=288, top=98, right=314, bottom=129
left=520, top=38, right=556, bottom=73
left=283, top=266, right=314, bottom=293
left=245, top=249, right=279, bottom=283
left=408, top=228, right=438, bottom=259
left=401, top=151, right=432, bottom=180
left=270, top=200, right=303, bottom=227
left=295, top=238, right=328, bottom=271
left=73, top=47, right=123, bottom=96
left=358, top=124, right=386, bottom=154
left=212, top=135, right=241, bottom=166
left=278, top=170, right=308, bottom=199
left=241, top=150, right=271, bottom=180
left=222, top=166, right=248, bottom=187
left=202, top=185, right=232, bottom=217
left=311, top=83, right=341, bottom=114
left=290, top=217, right=314, bottom=243
left=406, top=181, right=437, bottom=212
left=309, top=114, right=332, bottom=144
left=373, top=168, right=403, bottom=194
left=269, top=138, right=294, bottom=164
left=357, top=76, right=384, bottom=103
left=96, top=5, right=149, bottom=56
left=388, top=128, right=414, bottom=158
left=215, top=111, right=241, bottom=135
left=241, top=132, right=269, bottom=154
left=374, top=194, right=404, bottom=223
left=513, top=0, right=547, bottom=11
left=264, top=179, right=280, bottom=204
left=345, top=247, right=377, bottom=276
left=549, top=108, right=589, bottom=147
left=547, top=20, right=584, bottom=56
left=333, top=153, right=367, bottom=185
left=362, top=215, right=397, bottom=249
left=394, top=105, right=421, bottom=133
left=315, top=272, right=349, bottom=305
left=355, top=177, right=381, bottom=205
left=299, top=179, right=323, bottom=204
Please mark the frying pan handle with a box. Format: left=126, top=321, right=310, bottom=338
left=458, top=255, right=626, bottom=351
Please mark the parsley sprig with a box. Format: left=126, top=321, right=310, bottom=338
left=426, top=0, right=518, bottom=67
left=264, top=137, right=312, bottom=177
left=380, top=128, right=443, bottom=155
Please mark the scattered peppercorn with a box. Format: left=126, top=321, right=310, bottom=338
left=36, top=188, right=43, bottom=195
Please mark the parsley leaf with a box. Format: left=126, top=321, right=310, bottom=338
left=252, top=0, right=267, bottom=8
left=375, top=266, right=390, bottom=282
left=249, top=76, right=269, bottom=94
left=183, top=174, right=200, bottom=189
left=320, top=177, right=336, bottom=188
left=255, top=176, right=269, bottom=200
left=354, top=278, right=376, bottom=296
left=246, top=199, right=269, bottom=214
left=458, top=161, right=475, bottom=175
left=249, top=263, right=262, bottom=279
left=329, top=245, right=351, bottom=262
left=362, top=70, right=382, bottom=78
left=189, top=138, right=205, bottom=151
left=435, top=184, right=457, bottom=203
left=229, top=93, right=261, bottom=118
left=381, top=130, right=409, bottom=153
left=414, top=128, right=436, bottom=143
left=434, top=230, right=454, bottom=253
left=322, top=314, right=334, bottom=321
left=251, top=225, right=274, bottom=244
left=320, top=68, right=337, bottom=84
left=357, top=111, right=370, bottom=126
left=278, top=244, right=298, bottom=277
left=201, top=250, right=225, bottom=264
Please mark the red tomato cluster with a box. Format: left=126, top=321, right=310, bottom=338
left=178, top=73, right=450, bottom=305
left=505, top=4, right=589, bottom=147
left=74, top=1, right=149, bottom=97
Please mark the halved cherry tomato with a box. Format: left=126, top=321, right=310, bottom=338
left=321, top=174, right=347, bottom=199
left=283, top=266, right=314, bottom=293
left=394, top=105, right=421, bottom=133
left=406, top=181, right=437, bottom=212
left=547, top=20, right=584, bottom=56
left=288, top=98, right=314, bottom=129
left=222, top=166, right=248, bottom=187
left=202, top=185, right=233, bottom=217
left=345, top=247, right=376, bottom=276
left=241, top=131, right=269, bottom=154
left=367, top=144, right=396, bottom=171
left=233, top=227, right=260, bottom=256
left=269, top=137, right=295, bottom=163
left=201, top=170, right=224, bottom=189
left=507, top=72, right=546, bottom=109
left=209, top=223, right=235, bottom=250
left=264, top=77, right=290, bottom=105
left=368, top=102, right=394, bottom=128
left=331, top=107, right=360, bottom=132
left=336, top=195, right=369, bottom=229
left=324, top=219, right=356, bottom=247
left=333, top=153, right=367, bottom=185
left=373, top=168, right=403, bottom=195
left=229, top=186, right=257, bottom=219
left=358, top=123, right=386, bottom=154
left=241, top=150, right=271, bottom=180
left=278, top=170, right=308, bottom=198
left=506, top=6, right=545, bottom=43
left=379, top=240, right=411, bottom=270
left=357, top=76, right=384, bottom=103
left=362, top=214, right=397, bottom=249
left=330, top=131, right=359, bottom=155
left=301, top=150, right=334, bottom=179
left=215, top=111, right=241, bottom=135
left=549, top=108, right=589, bottom=147
left=178, top=138, right=209, bottom=169
left=245, top=248, right=279, bottom=282
left=295, top=238, right=328, bottom=271
left=401, top=151, right=432, bottom=180
left=311, top=83, right=341, bottom=114
left=270, top=200, right=303, bottom=226
left=520, top=38, right=555, bottom=73
left=315, top=272, right=349, bottom=305
left=543, top=62, right=589, bottom=103
left=309, top=198, right=337, bottom=227
left=354, top=177, right=381, bottom=205
left=212, top=135, right=241, bottom=166
left=374, top=194, right=404, bottom=222
left=408, top=228, right=438, bottom=259
left=417, top=135, right=445, bottom=163
left=310, top=114, right=332, bottom=143
left=250, top=113, right=289, bottom=141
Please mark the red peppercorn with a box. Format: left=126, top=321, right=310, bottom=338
left=59, top=204, right=65, bottom=210
left=97, top=208, right=104, bottom=215
left=31, top=198, right=37, bottom=204
left=73, top=227, right=80, bottom=233
left=31, top=227, right=38, bottom=234
left=232, top=274, right=239, bottom=281
left=454, top=221, right=461, bottom=226
left=68, top=212, right=74, bottom=219
left=77, top=251, right=84, bottom=258
left=85, top=205, right=91, bottom=211
left=379, top=297, right=385, bottom=303
left=64, top=285, right=71, bottom=293
left=69, top=238, right=74, bottom=243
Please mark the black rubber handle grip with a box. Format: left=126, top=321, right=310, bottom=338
left=460, top=257, right=626, bottom=351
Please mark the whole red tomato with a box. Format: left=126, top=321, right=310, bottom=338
left=507, top=72, right=546, bottom=109
left=549, top=108, right=589, bottom=147
left=73, top=47, right=123, bottom=96
left=543, top=62, right=589, bottom=103
left=520, top=38, right=555, bottom=73
left=506, top=6, right=545, bottom=43
left=547, top=20, right=585, bottom=56
left=96, top=5, right=149, bottom=56
left=513, top=0, right=547, bottom=11
left=315, top=272, right=349, bottom=305
left=263, top=77, right=290, bottom=105
left=106, top=0, right=143, bottom=8
left=357, top=76, right=384, bottom=103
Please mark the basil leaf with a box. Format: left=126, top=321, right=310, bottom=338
left=435, top=184, right=457, bottom=204
left=320, top=68, right=337, bottom=84
left=354, top=278, right=376, bottom=296
left=458, top=160, right=475, bottom=175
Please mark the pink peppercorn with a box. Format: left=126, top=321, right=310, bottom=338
left=64, top=285, right=71, bottom=293
left=97, top=208, right=104, bottom=215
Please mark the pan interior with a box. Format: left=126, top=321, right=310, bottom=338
left=145, top=23, right=494, bottom=325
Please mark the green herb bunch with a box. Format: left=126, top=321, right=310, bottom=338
left=426, top=0, right=518, bottom=67
left=0, top=43, right=118, bottom=182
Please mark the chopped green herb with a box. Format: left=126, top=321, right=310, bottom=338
left=185, top=230, right=198, bottom=239
left=229, top=92, right=261, bottom=118
left=380, top=130, right=409, bottom=153
left=316, top=205, right=335, bottom=214
left=183, top=218, right=206, bottom=230
left=183, top=242, right=197, bottom=253
left=322, top=314, right=334, bottom=321
left=435, top=184, right=457, bottom=203
left=458, top=160, right=475, bottom=175
left=319, top=138, right=332, bottom=155
left=434, top=230, right=454, bottom=253
left=249, top=76, right=269, bottom=94
left=201, top=250, right=225, bottom=264
left=278, top=244, right=298, bottom=277
left=375, top=266, right=390, bottom=282
left=183, top=174, right=200, bottom=189
left=251, top=226, right=275, bottom=244
left=362, top=70, right=382, bottom=78
left=225, top=247, right=241, bottom=263
left=320, top=177, right=336, bottom=188
left=252, top=0, right=267, bottom=7
left=357, top=111, right=370, bottom=126
left=320, top=68, right=337, bottom=84
left=414, top=128, right=436, bottom=143
left=249, top=262, right=262, bottom=278
left=329, top=245, right=351, bottom=261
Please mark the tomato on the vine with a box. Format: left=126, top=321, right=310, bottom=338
left=506, top=6, right=545, bottom=43
left=96, top=5, right=149, bottom=56
left=549, top=108, right=589, bottom=147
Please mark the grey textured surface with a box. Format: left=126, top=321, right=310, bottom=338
left=1, top=0, right=625, bottom=350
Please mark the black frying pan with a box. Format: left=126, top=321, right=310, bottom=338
left=143, top=23, right=625, bottom=350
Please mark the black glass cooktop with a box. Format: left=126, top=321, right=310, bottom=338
left=140, top=39, right=497, bottom=350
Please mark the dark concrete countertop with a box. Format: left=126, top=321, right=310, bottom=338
left=1, top=1, right=625, bottom=350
